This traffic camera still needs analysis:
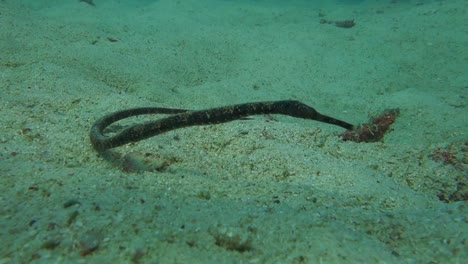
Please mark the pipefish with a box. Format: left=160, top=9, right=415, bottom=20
left=90, top=100, right=354, bottom=152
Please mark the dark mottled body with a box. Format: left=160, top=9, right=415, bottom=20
left=90, top=100, right=354, bottom=151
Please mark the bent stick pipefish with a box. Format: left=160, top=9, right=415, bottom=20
left=90, top=100, right=354, bottom=152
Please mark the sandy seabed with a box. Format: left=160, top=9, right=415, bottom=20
left=0, top=0, right=466, bottom=263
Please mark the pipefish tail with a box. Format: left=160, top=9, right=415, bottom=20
left=90, top=100, right=354, bottom=152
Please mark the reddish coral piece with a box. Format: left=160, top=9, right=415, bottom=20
left=340, top=109, right=400, bottom=143
left=430, top=148, right=458, bottom=165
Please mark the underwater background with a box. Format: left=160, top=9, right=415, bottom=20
left=0, top=0, right=466, bottom=263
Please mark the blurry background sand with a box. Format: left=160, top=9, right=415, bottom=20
left=0, top=0, right=466, bottom=262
